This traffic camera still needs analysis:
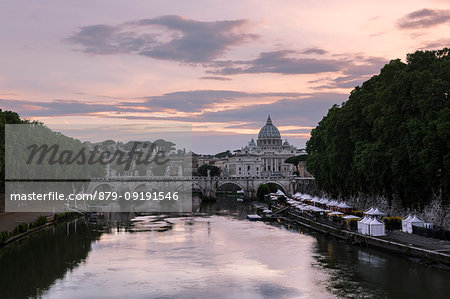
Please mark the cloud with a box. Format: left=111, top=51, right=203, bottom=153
left=207, top=50, right=344, bottom=75
left=200, top=76, right=231, bottom=81
left=309, top=56, right=388, bottom=89
left=68, top=15, right=256, bottom=63
left=137, top=90, right=250, bottom=112
left=398, top=9, right=450, bottom=29
left=189, top=92, right=346, bottom=126
left=419, top=38, right=450, bottom=49
left=0, top=98, right=128, bottom=117
left=0, top=91, right=343, bottom=126
left=300, top=47, right=327, bottom=55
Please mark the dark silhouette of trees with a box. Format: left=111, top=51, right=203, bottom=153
left=306, top=48, right=449, bottom=208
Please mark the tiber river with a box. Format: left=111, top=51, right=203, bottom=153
left=0, top=195, right=448, bottom=299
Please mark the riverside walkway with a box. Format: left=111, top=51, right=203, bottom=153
left=253, top=202, right=450, bottom=266
left=0, top=212, right=53, bottom=232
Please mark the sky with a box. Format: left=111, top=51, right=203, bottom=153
left=0, top=0, right=449, bottom=154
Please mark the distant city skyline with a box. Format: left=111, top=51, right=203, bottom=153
left=0, top=0, right=449, bottom=153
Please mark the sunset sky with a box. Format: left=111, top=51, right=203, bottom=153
left=1, top=0, right=449, bottom=153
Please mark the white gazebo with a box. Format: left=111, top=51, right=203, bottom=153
left=320, top=198, right=330, bottom=205
left=293, top=192, right=302, bottom=199
left=369, top=218, right=386, bottom=236
left=371, top=208, right=387, bottom=218
left=338, top=202, right=352, bottom=209
left=343, top=215, right=360, bottom=220
left=401, top=214, right=413, bottom=232
left=364, top=207, right=375, bottom=215
left=275, top=189, right=285, bottom=196
left=301, top=194, right=313, bottom=201
left=406, top=215, right=425, bottom=234
left=359, top=216, right=372, bottom=235
left=328, top=211, right=344, bottom=216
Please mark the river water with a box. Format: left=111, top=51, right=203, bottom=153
left=0, top=196, right=448, bottom=298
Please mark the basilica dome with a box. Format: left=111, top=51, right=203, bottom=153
left=258, top=115, right=281, bottom=139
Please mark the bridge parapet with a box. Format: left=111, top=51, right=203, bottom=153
left=88, top=175, right=313, bottom=200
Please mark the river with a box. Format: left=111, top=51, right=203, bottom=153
left=0, top=196, right=448, bottom=298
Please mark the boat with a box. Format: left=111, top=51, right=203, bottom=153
left=247, top=214, right=262, bottom=221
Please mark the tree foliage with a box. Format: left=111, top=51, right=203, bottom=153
left=257, top=183, right=270, bottom=201
left=0, top=110, right=30, bottom=186
left=214, top=150, right=232, bottom=158
left=285, top=155, right=308, bottom=166
left=197, top=164, right=221, bottom=177
left=306, top=48, right=449, bottom=208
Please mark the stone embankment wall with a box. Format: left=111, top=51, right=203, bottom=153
left=294, top=180, right=450, bottom=230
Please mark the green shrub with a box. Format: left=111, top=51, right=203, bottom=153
left=53, top=212, right=76, bottom=223
left=13, top=222, right=28, bottom=235
left=0, top=231, right=10, bottom=243
left=29, top=216, right=47, bottom=229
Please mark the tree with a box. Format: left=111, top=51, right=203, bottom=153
left=306, top=48, right=449, bottom=208
left=285, top=155, right=308, bottom=167
left=197, top=164, right=221, bottom=177
left=285, top=155, right=308, bottom=174
left=267, top=183, right=279, bottom=193
left=257, top=183, right=270, bottom=201
left=214, top=150, right=232, bottom=158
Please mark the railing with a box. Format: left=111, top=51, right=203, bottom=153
left=412, top=225, right=450, bottom=241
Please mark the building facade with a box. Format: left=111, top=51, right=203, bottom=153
left=207, top=116, right=308, bottom=177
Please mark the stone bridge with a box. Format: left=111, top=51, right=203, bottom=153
left=86, top=176, right=315, bottom=200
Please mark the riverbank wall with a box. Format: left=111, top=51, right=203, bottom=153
left=293, top=179, right=450, bottom=230
left=274, top=209, right=450, bottom=268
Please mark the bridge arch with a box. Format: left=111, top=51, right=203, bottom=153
left=217, top=181, right=245, bottom=192
left=90, top=182, right=118, bottom=193
left=265, top=181, right=288, bottom=194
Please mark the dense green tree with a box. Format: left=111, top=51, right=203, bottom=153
left=0, top=110, right=30, bottom=189
left=257, top=183, right=270, bottom=201
left=267, top=182, right=280, bottom=193
left=306, top=48, right=449, bottom=208
left=214, top=150, right=232, bottom=158
left=285, top=155, right=308, bottom=167
left=197, top=164, right=221, bottom=177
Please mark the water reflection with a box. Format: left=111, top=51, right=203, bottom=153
left=0, top=196, right=449, bottom=299
left=0, top=219, right=102, bottom=298
left=310, top=230, right=450, bottom=298
left=41, top=216, right=333, bottom=299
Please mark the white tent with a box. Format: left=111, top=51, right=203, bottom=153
left=401, top=214, right=413, bottom=232
left=369, top=218, right=385, bottom=236
left=364, top=207, right=375, bottom=215
left=343, top=215, right=360, bottom=220
left=301, top=194, right=313, bottom=201
left=371, top=208, right=387, bottom=217
left=329, top=200, right=340, bottom=207
left=311, top=196, right=320, bottom=204
left=320, top=198, right=330, bottom=205
left=293, top=192, right=302, bottom=198
left=338, top=202, right=352, bottom=209
left=275, top=189, right=285, bottom=196
left=406, top=215, right=425, bottom=234
left=359, top=216, right=371, bottom=235
left=328, top=211, right=344, bottom=216
left=357, top=217, right=364, bottom=233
